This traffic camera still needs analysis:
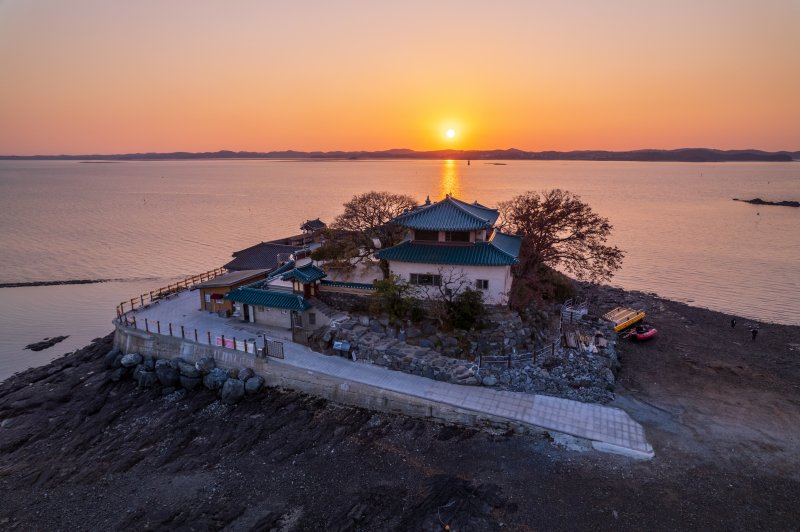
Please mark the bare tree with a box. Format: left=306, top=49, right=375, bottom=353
left=312, top=191, right=416, bottom=276
left=499, top=189, right=624, bottom=283
left=410, top=267, right=476, bottom=327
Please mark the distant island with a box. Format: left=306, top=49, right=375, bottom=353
left=1, top=147, right=797, bottom=162
left=733, top=198, right=800, bottom=208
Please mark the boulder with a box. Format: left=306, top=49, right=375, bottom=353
left=178, top=361, right=201, bottom=378
left=221, top=379, right=245, bottom=404
left=120, top=353, right=143, bottom=368
left=109, top=367, right=128, bottom=382
left=481, top=375, right=498, bottom=386
left=405, top=326, right=421, bottom=339
left=245, top=376, right=265, bottom=394
left=416, top=338, right=434, bottom=349
left=156, top=366, right=180, bottom=387
left=104, top=349, right=121, bottom=369
left=143, top=356, right=156, bottom=371
left=155, top=359, right=172, bottom=370
left=238, top=367, right=255, bottom=381
left=132, top=364, right=145, bottom=382
left=203, top=367, right=228, bottom=390
left=180, top=375, right=202, bottom=391
left=137, top=370, right=158, bottom=388
left=195, top=357, right=216, bottom=373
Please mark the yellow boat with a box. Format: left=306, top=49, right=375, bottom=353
left=603, top=306, right=646, bottom=332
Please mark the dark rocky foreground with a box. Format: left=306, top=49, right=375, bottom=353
left=2, top=287, right=800, bottom=530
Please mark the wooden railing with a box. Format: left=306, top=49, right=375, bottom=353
left=115, top=266, right=227, bottom=317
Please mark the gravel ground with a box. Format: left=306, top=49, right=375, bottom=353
left=1, top=286, right=799, bottom=531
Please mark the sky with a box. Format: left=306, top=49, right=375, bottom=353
left=0, top=0, right=798, bottom=154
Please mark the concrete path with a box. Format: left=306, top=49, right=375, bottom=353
left=130, top=290, right=654, bottom=459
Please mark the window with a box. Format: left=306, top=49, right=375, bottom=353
left=445, top=231, right=470, bottom=242
left=205, top=293, right=211, bottom=303
left=410, top=273, right=442, bottom=286
left=308, top=313, right=316, bottom=325
left=414, top=230, right=438, bottom=241
left=476, top=279, right=489, bottom=290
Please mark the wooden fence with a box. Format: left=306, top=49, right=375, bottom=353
left=118, top=314, right=284, bottom=359
left=116, top=266, right=227, bottom=317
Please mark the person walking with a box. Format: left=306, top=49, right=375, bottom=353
left=751, top=328, right=758, bottom=341
left=731, top=318, right=736, bottom=328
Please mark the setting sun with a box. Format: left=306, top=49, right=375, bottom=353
left=445, top=128, right=456, bottom=139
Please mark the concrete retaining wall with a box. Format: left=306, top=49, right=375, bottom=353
left=113, top=324, right=545, bottom=435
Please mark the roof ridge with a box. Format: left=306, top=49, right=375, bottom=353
left=446, top=196, right=493, bottom=223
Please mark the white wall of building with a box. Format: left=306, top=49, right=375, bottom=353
left=387, top=262, right=512, bottom=305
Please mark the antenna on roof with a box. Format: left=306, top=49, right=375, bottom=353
left=424, top=195, right=431, bottom=205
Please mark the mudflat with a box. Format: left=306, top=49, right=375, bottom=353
left=1, top=287, right=798, bottom=530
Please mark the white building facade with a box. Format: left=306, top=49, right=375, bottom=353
left=376, top=195, right=522, bottom=306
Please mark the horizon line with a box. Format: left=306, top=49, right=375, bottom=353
left=1, top=146, right=799, bottom=159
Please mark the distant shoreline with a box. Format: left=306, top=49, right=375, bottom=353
left=1, top=147, right=797, bottom=163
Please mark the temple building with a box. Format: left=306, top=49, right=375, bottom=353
left=376, top=195, right=522, bottom=305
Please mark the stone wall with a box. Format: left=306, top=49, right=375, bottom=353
left=312, top=311, right=620, bottom=403
left=111, top=322, right=542, bottom=435
left=315, top=290, right=372, bottom=313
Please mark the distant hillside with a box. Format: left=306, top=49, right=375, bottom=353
left=0, top=148, right=795, bottom=162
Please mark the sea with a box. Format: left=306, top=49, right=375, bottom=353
left=0, top=159, right=798, bottom=380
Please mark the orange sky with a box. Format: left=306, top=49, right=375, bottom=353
left=1, top=1, right=798, bottom=154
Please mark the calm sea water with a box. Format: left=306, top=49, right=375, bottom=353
left=0, top=159, right=798, bottom=379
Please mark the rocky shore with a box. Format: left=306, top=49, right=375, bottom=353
left=1, top=286, right=799, bottom=530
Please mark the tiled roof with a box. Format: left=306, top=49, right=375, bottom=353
left=195, top=269, right=268, bottom=289
left=390, top=196, right=499, bottom=231
left=300, top=218, right=327, bottom=232
left=489, top=231, right=523, bottom=259
left=281, top=263, right=327, bottom=283
left=376, top=240, right=519, bottom=266
left=224, top=242, right=304, bottom=271
left=225, top=287, right=310, bottom=311
left=320, top=280, right=377, bottom=290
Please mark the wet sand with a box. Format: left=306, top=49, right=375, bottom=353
left=0, top=287, right=798, bottom=530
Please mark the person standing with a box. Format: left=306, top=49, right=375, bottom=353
left=751, top=328, right=758, bottom=341
left=731, top=318, right=736, bottom=328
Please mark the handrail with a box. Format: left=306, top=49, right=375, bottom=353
left=115, top=266, right=227, bottom=317
left=116, top=313, right=284, bottom=358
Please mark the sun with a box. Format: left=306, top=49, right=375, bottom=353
left=445, top=128, right=456, bottom=139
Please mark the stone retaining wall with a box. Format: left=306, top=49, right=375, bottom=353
left=112, top=324, right=544, bottom=435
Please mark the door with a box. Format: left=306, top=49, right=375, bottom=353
left=243, top=304, right=251, bottom=322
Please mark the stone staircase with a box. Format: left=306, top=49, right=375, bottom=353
left=310, top=298, right=348, bottom=324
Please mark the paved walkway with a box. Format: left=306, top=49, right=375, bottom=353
left=130, top=290, right=654, bottom=459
